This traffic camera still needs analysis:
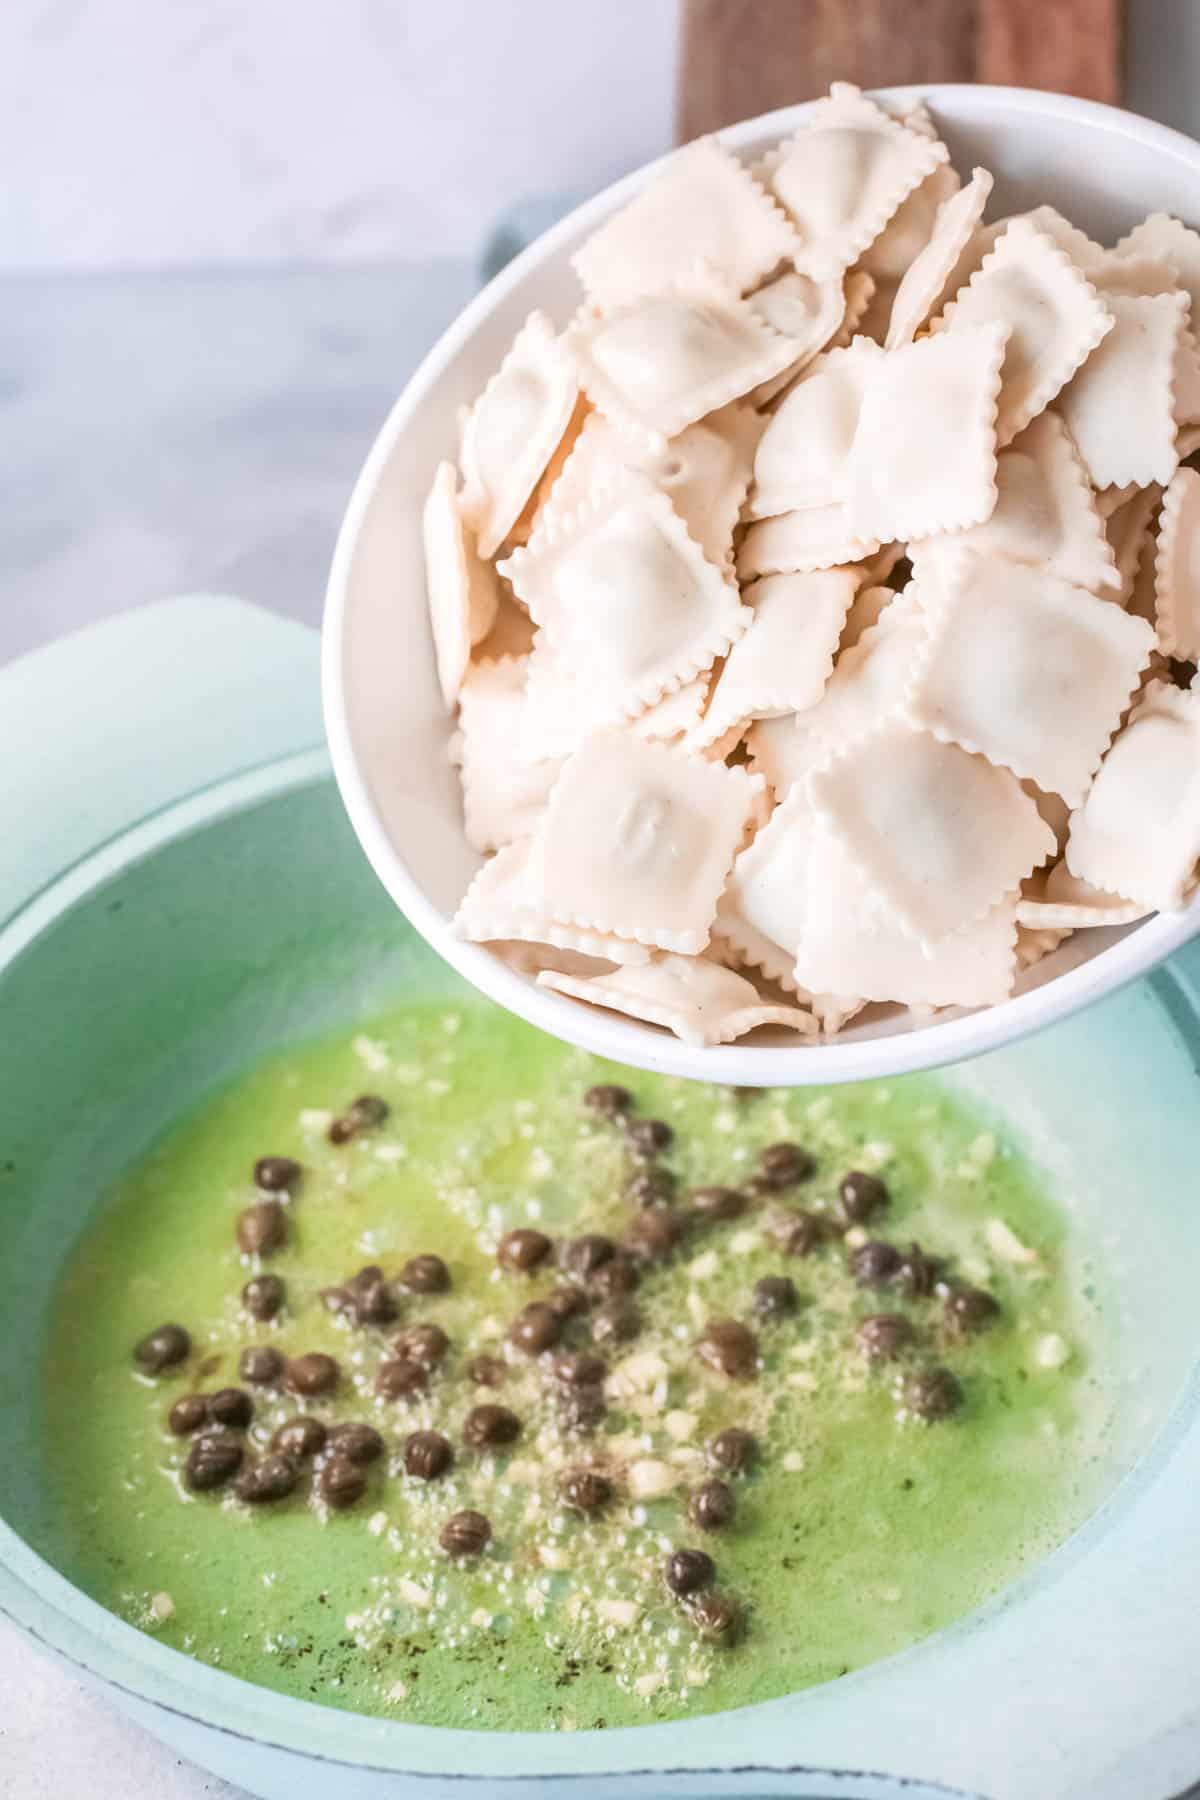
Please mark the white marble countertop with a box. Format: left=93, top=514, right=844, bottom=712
left=0, top=257, right=479, bottom=1797
left=0, top=259, right=475, bottom=667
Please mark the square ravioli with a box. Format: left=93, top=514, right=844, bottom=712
left=423, top=461, right=500, bottom=706
left=1106, top=482, right=1164, bottom=607
left=1016, top=858, right=1150, bottom=931
left=934, top=216, right=1113, bottom=445
left=455, top=838, right=651, bottom=966
left=745, top=712, right=825, bottom=800
left=572, top=137, right=801, bottom=308
left=793, top=827, right=1018, bottom=1008
left=453, top=658, right=563, bottom=852
left=809, top=721, right=1055, bottom=946
left=1056, top=290, right=1186, bottom=489
left=1154, top=466, right=1200, bottom=658
left=536, top=404, right=762, bottom=570
left=847, top=321, right=1007, bottom=541
left=528, top=731, right=762, bottom=953
left=499, top=476, right=748, bottom=721
left=858, top=145, right=961, bottom=288
left=736, top=507, right=881, bottom=579
left=745, top=269, right=848, bottom=405
left=758, top=84, right=948, bottom=281
left=884, top=168, right=993, bottom=349
left=911, top=412, right=1118, bottom=593
left=537, top=953, right=816, bottom=1047
left=569, top=272, right=798, bottom=443
left=906, top=552, right=1156, bottom=804
left=795, top=588, right=929, bottom=753
left=714, top=785, right=814, bottom=989
left=1115, top=213, right=1200, bottom=321
left=458, top=312, right=579, bottom=559
left=693, top=567, right=857, bottom=748
left=749, top=340, right=882, bottom=517
left=1065, top=680, right=1200, bottom=911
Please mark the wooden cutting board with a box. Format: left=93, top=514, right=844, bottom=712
left=677, top=0, right=1123, bottom=142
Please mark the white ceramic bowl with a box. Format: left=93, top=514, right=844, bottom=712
left=323, top=83, right=1200, bottom=1087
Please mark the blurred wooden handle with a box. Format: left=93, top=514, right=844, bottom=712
left=677, top=0, right=1123, bottom=142
left=977, top=0, right=1123, bottom=102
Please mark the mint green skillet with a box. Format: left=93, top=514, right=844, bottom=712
left=1, top=596, right=1200, bottom=1798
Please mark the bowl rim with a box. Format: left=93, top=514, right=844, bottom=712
left=322, top=80, right=1200, bottom=1089
left=3, top=729, right=1200, bottom=1789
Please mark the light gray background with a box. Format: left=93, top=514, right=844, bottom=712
left=1, top=3, right=1199, bottom=1794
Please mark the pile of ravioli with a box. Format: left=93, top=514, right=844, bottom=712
left=423, top=83, right=1200, bottom=1049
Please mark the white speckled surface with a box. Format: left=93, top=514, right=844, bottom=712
left=0, top=262, right=475, bottom=667
left=0, top=0, right=679, bottom=271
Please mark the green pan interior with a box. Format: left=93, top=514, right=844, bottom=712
left=0, top=774, right=453, bottom=1550
left=5, top=764, right=1200, bottom=1800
